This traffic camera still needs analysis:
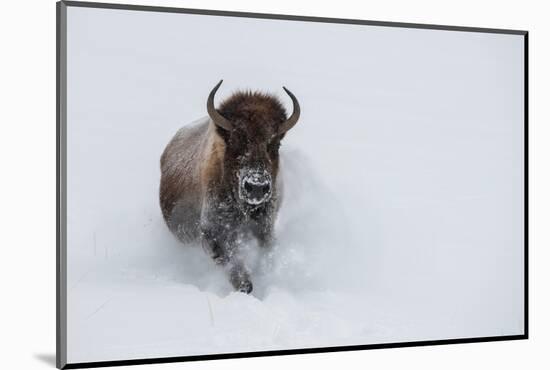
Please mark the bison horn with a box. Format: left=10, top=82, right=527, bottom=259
left=207, top=80, right=233, bottom=131
left=280, top=86, right=301, bottom=134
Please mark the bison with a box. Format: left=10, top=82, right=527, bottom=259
left=160, top=80, right=300, bottom=293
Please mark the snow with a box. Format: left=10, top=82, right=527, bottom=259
left=65, top=6, right=525, bottom=364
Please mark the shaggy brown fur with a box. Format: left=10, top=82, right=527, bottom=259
left=219, top=91, right=288, bottom=126
left=160, top=85, right=300, bottom=294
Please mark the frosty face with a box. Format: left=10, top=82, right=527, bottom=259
left=219, top=123, right=283, bottom=207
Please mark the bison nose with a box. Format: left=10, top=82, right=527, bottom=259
left=240, top=172, right=272, bottom=205
left=244, top=180, right=271, bottom=198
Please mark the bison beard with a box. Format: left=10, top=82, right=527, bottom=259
left=159, top=80, right=300, bottom=293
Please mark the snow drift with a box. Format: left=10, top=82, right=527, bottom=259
left=65, top=6, right=525, bottom=364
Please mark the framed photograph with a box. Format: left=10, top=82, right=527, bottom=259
left=57, top=1, right=528, bottom=368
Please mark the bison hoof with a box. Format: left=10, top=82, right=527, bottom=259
left=229, top=266, right=253, bottom=293
left=237, top=280, right=253, bottom=294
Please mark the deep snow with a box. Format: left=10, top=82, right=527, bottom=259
left=65, top=6, right=525, bottom=363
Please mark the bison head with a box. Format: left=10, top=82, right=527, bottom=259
left=207, top=80, right=300, bottom=207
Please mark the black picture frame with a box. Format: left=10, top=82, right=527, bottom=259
left=56, top=1, right=528, bottom=368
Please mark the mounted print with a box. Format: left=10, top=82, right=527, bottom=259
left=56, top=1, right=528, bottom=368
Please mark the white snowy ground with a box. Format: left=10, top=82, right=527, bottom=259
left=66, top=7, right=525, bottom=363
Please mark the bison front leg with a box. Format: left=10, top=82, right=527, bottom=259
left=250, top=206, right=276, bottom=248
left=227, top=262, right=253, bottom=294
left=252, top=222, right=275, bottom=248
left=200, top=224, right=253, bottom=294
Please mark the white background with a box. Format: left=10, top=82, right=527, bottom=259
left=0, top=0, right=548, bottom=369
left=64, top=4, right=524, bottom=363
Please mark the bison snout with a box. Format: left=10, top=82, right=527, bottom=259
left=239, top=171, right=272, bottom=205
